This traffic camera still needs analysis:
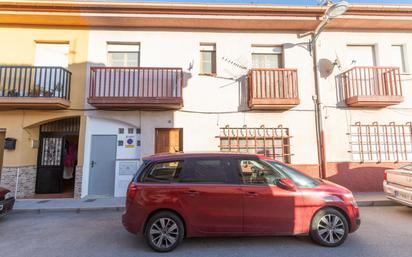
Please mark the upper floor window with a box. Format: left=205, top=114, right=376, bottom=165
left=349, top=122, right=412, bottom=162
left=199, top=43, right=216, bottom=75
left=391, top=44, right=408, bottom=73
left=218, top=125, right=291, bottom=163
left=107, top=42, right=140, bottom=67
left=252, top=45, right=283, bottom=68
left=347, top=45, right=376, bottom=66
left=35, top=42, right=69, bottom=68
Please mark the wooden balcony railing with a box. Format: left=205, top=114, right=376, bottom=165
left=340, top=66, right=403, bottom=107
left=248, top=68, right=300, bottom=110
left=88, top=67, right=183, bottom=109
left=0, top=66, right=71, bottom=109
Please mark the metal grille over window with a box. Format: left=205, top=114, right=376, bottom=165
left=217, top=125, right=291, bottom=163
left=41, top=137, right=63, bottom=166
left=40, top=117, right=80, bottom=133
left=349, top=122, right=412, bottom=162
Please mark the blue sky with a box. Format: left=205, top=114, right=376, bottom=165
left=87, top=0, right=412, bottom=4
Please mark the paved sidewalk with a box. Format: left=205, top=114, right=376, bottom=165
left=354, top=192, right=398, bottom=207
left=11, top=192, right=398, bottom=213
left=13, top=197, right=126, bottom=213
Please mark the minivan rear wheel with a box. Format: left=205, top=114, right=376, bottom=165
left=144, top=211, right=184, bottom=252
left=310, top=207, right=349, bottom=247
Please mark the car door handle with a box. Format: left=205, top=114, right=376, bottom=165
left=184, top=190, right=199, bottom=196
left=246, top=192, right=258, bottom=197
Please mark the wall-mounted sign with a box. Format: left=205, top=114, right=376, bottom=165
left=125, top=135, right=135, bottom=148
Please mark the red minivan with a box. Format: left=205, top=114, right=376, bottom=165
left=122, top=153, right=360, bottom=252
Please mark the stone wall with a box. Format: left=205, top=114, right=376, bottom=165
left=0, top=166, right=37, bottom=199
left=74, top=165, right=83, bottom=199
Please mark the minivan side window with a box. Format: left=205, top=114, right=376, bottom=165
left=237, top=159, right=284, bottom=185
left=142, top=161, right=182, bottom=183
left=179, top=158, right=237, bottom=184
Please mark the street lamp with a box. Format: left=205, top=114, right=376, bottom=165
left=325, top=1, right=349, bottom=19
left=313, top=1, right=349, bottom=42
left=308, top=1, right=349, bottom=179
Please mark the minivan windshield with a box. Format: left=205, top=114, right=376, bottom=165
left=264, top=160, right=320, bottom=188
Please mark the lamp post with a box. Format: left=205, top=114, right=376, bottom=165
left=309, top=1, right=349, bottom=178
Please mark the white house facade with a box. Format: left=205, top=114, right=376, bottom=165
left=1, top=1, right=412, bottom=198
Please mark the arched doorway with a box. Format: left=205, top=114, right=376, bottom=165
left=35, top=117, right=80, bottom=198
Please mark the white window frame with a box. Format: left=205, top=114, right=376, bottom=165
left=391, top=44, right=409, bottom=74
left=34, top=42, right=70, bottom=68
left=347, top=44, right=377, bottom=67
left=199, top=43, right=216, bottom=75
left=107, top=42, right=140, bottom=67
left=251, top=45, right=284, bottom=69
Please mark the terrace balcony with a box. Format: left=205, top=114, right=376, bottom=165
left=248, top=68, right=300, bottom=110
left=0, top=66, right=71, bottom=109
left=339, top=66, right=403, bottom=107
left=88, top=67, right=183, bottom=109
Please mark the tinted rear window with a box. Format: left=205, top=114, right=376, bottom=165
left=179, top=158, right=237, bottom=184
left=142, top=161, right=182, bottom=183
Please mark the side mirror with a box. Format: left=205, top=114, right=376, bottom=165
left=277, top=178, right=296, bottom=191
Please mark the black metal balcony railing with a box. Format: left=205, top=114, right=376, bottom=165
left=0, top=66, right=71, bottom=100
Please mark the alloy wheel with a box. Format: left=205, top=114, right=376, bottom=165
left=317, top=214, right=345, bottom=244
left=149, top=218, right=179, bottom=249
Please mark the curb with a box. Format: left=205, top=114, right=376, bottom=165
left=11, top=201, right=399, bottom=213
left=357, top=200, right=401, bottom=207
left=13, top=206, right=125, bottom=214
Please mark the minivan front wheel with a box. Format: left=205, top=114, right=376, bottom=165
left=144, top=211, right=184, bottom=252
left=310, top=207, right=349, bottom=247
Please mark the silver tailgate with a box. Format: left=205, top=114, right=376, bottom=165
left=387, top=169, right=412, bottom=189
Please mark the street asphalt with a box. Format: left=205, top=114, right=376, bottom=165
left=1, top=206, right=412, bottom=257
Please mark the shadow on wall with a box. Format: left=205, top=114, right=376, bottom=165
left=237, top=74, right=248, bottom=111
left=326, top=162, right=406, bottom=192
left=291, top=162, right=406, bottom=192
left=334, top=73, right=347, bottom=107
left=183, top=71, right=193, bottom=89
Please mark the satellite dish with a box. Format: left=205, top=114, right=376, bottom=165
left=318, top=58, right=336, bottom=78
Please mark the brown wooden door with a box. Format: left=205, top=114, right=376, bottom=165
left=155, top=128, right=183, bottom=154
left=0, top=131, right=5, bottom=178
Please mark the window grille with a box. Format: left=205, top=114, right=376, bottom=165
left=349, top=122, right=412, bottom=162
left=217, top=125, right=291, bottom=163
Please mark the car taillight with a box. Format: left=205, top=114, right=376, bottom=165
left=126, top=182, right=138, bottom=208
left=384, top=171, right=387, bottom=181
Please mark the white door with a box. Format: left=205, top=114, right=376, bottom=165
left=347, top=45, right=376, bottom=66
left=35, top=43, right=69, bottom=68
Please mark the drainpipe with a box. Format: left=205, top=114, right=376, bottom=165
left=300, top=1, right=349, bottom=179
left=311, top=34, right=327, bottom=179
